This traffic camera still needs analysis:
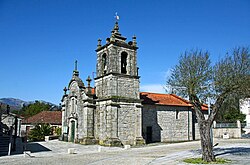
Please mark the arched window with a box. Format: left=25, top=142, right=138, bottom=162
left=102, top=53, right=107, bottom=74
left=71, top=98, right=75, bottom=113
left=121, top=52, right=127, bottom=74
left=176, top=110, right=179, bottom=119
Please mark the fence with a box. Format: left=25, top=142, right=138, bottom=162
left=213, top=120, right=241, bottom=138
left=215, top=123, right=238, bottom=128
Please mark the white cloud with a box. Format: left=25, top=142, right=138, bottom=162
left=140, top=84, right=166, bottom=94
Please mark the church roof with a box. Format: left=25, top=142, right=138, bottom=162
left=68, top=76, right=85, bottom=89
left=68, top=60, right=85, bottom=89
left=140, top=92, right=208, bottom=111
left=22, top=111, right=62, bottom=125
left=96, top=21, right=138, bottom=52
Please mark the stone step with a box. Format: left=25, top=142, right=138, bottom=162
left=0, top=146, right=9, bottom=156
left=0, top=146, right=9, bottom=151
left=0, top=136, right=11, bottom=156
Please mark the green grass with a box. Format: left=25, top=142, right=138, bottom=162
left=183, top=158, right=231, bottom=164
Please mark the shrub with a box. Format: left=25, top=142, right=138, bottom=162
left=28, top=123, right=52, bottom=141
left=55, top=127, right=62, bottom=136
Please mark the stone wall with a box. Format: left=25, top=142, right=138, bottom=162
left=142, top=105, right=193, bottom=142
left=95, top=99, right=142, bottom=146
left=117, top=103, right=140, bottom=145
left=213, top=128, right=241, bottom=138
left=212, top=120, right=242, bottom=138
left=95, top=74, right=140, bottom=99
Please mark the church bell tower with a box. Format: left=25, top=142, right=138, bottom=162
left=95, top=20, right=145, bottom=146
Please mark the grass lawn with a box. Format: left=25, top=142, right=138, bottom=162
left=183, top=157, right=231, bottom=164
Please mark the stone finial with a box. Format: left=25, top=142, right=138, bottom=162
left=86, top=76, right=92, bottom=94
left=111, top=21, right=120, bottom=36
left=132, top=35, right=137, bottom=46
left=73, top=60, right=79, bottom=77
left=97, top=39, right=102, bottom=47
left=106, top=38, right=110, bottom=44
left=114, top=22, right=119, bottom=31
left=86, top=76, right=92, bottom=88
left=113, top=22, right=119, bottom=34
left=75, top=60, right=78, bottom=71
left=63, top=87, right=67, bottom=95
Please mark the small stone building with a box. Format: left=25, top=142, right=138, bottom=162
left=1, top=113, right=22, bottom=137
left=141, top=92, right=208, bottom=143
left=61, top=21, right=207, bottom=146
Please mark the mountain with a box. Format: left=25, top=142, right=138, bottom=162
left=0, top=98, right=26, bottom=109
left=0, top=98, right=58, bottom=111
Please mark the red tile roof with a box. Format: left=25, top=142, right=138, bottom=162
left=201, top=104, right=208, bottom=111
left=22, top=111, right=62, bottom=125
left=140, top=92, right=208, bottom=111
left=141, top=92, right=192, bottom=107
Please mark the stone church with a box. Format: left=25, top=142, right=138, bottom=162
left=61, top=21, right=207, bottom=146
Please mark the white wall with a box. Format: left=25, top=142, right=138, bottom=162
left=240, top=98, right=250, bottom=134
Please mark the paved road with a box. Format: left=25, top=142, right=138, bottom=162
left=0, top=138, right=249, bottom=165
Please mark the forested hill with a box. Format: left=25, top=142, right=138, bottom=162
left=0, top=98, right=57, bottom=111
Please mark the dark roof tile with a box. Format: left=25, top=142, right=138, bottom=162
left=22, top=111, right=61, bottom=125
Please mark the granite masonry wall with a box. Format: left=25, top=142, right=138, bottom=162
left=142, top=105, right=193, bottom=142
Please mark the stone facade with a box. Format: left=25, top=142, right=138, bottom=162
left=61, top=66, right=96, bottom=144
left=61, top=21, right=144, bottom=146
left=61, top=21, right=205, bottom=146
left=94, top=21, right=144, bottom=146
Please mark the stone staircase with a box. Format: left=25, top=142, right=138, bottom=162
left=0, top=136, right=10, bottom=156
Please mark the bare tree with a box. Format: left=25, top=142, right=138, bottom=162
left=167, top=47, right=250, bottom=162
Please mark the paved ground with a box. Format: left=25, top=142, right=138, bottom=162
left=0, top=138, right=249, bottom=165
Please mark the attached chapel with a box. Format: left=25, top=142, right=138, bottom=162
left=61, top=21, right=207, bottom=146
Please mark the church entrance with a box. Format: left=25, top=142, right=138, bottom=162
left=70, top=121, right=75, bottom=142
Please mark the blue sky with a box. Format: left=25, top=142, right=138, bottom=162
left=0, top=0, right=249, bottom=104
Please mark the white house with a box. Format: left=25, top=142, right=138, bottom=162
left=240, top=98, right=250, bottom=134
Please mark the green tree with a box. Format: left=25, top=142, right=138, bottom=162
left=28, top=123, right=52, bottom=141
left=21, top=101, right=51, bottom=117
left=167, top=47, right=250, bottom=162
left=215, top=95, right=246, bottom=123
left=55, top=127, right=62, bottom=136
left=11, top=110, right=20, bottom=115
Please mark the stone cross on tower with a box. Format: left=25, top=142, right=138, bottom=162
left=75, top=60, right=78, bottom=71
left=73, top=60, right=79, bottom=77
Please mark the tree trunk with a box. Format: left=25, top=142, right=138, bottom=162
left=199, top=120, right=215, bottom=162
